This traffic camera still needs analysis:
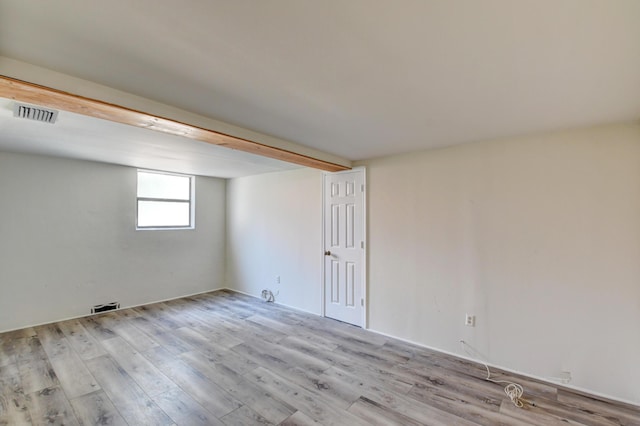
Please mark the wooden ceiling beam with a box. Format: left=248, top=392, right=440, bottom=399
left=0, top=75, right=350, bottom=172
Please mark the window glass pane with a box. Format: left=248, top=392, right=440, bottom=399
left=138, top=201, right=190, bottom=227
left=138, top=171, right=190, bottom=200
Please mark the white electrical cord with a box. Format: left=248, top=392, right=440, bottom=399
left=459, top=340, right=527, bottom=408
left=261, top=289, right=275, bottom=303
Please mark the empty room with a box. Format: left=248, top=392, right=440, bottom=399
left=1, top=1, right=639, bottom=425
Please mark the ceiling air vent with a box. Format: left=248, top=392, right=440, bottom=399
left=13, top=102, right=59, bottom=124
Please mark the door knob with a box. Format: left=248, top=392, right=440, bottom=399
left=324, top=250, right=331, bottom=256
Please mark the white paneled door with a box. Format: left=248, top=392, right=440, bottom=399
left=323, top=169, right=365, bottom=327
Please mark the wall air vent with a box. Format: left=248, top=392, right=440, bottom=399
left=91, top=302, right=120, bottom=314
left=13, top=102, right=59, bottom=124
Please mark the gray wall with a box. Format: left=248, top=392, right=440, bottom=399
left=0, top=151, right=226, bottom=331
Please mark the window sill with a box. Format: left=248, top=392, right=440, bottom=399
left=136, top=226, right=195, bottom=231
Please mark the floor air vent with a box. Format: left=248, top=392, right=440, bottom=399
left=13, top=102, right=59, bottom=124
left=91, top=302, right=120, bottom=314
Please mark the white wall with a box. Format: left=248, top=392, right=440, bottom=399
left=226, top=123, right=640, bottom=404
left=226, top=168, right=323, bottom=315
left=0, top=151, right=226, bottom=332
left=357, top=123, right=640, bottom=404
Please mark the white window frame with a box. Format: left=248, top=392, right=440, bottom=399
left=136, top=169, right=195, bottom=230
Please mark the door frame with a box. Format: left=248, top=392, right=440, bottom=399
left=321, top=166, right=368, bottom=328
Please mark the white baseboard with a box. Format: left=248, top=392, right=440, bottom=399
left=224, top=287, right=638, bottom=406
left=7, top=285, right=636, bottom=407
left=222, top=287, right=322, bottom=317
left=0, top=286, right=224, bottom=334
left=365, top=328, right=640, bottom=408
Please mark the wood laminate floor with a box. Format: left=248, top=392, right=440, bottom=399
left=0, top=290, right=638, bottom=425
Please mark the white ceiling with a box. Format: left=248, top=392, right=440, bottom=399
left=1, top=0, right=639, bottom=164
left=0, top=98, right=299, bottom=178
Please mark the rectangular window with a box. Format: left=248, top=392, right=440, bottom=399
left=137, top=170, right=194, bottom=229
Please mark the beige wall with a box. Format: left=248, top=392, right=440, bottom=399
left=0, top=152, right=226, bottom=332
left=358, top=123, right=640, bottom=404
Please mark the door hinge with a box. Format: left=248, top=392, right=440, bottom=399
left=360, top=184, right=365, bottom=192
left=361, top=298, right=364, bottom=307
left=360, top=241, right=364, bottom=249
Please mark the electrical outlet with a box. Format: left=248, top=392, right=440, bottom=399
left=276, top=275, right=280, bottom=284
left=465, top=314, right=475, bottom=327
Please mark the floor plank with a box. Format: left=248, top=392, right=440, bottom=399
left=84, top=355, right=173, bottom=425
left=57, top=319, right=107, bottom=360
left=0, top=335, right=17, bottom=368
left=179, top=351, right=295, bottom=424
left=13, top=336, right=49, bottom=365
left=244, top=367, right=369, bottom=426
left=348, top=396, right=425, bottom=426
left=0, top=289, right=638, bottom=426
left=69, top=390, right=127, bottom=426
left=100, top=336, right=176, bottom=397
left=77, top=317, right=117, bottom=342
left=0, top=363, right=33, bottom=425
left=556, top=391, right=640, bottom=426
left=25, top=386, right=79, bottom=426
left=152, top=387, right=224, bottom=426
left=220, top=405, right=272, bottom=426
left=35, top=325, right=100, bottom=399
left=18, top=358, right=59, bottom=395
left=106, top=318, right=159, bottom=353
left=323, top=365, right=479, bottom=426
left=152, top=357, right=241, bottom=419
left=279, top=410, right=321, bottom=425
